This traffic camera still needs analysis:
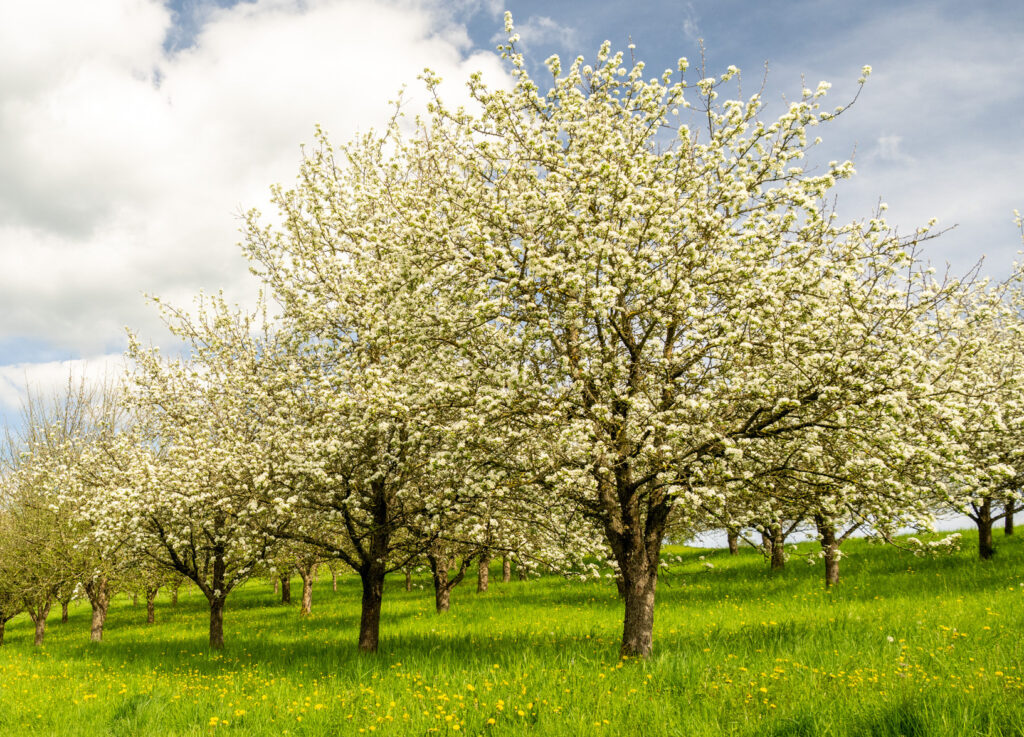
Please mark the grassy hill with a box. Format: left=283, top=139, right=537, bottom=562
left=0, top=529, right=1021, bottom=736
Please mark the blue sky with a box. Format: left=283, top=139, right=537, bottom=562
left=1, top=0, right=1022, bottom=428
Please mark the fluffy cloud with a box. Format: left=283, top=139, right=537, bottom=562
left=0, top=0, right=508, bottom=359
left=0, top=354, right=127, bottom=412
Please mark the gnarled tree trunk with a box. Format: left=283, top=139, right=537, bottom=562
left=280, top=574, right=291, bottom=604
left=600, top=472, right=670, bottom=659
left=61, top=599, right=70, bottom=623
left=85, top=577, right=110, bottom=643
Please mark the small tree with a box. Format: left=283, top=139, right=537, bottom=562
left=93, top=296, right=284, bottom=649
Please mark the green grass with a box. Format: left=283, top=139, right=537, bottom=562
left=0, top=529, right=1022, bottom=736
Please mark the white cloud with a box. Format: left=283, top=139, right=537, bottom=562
left=493, top=14, right=578, bottom=50
left=681, top=2, right=700, bottom=44
left=870, top=134, right=913, bottom=164
left=0, top=354, right=127, bottom=412
left=0, top=0, right=509, bottom=356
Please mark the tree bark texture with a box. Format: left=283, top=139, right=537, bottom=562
left=61, top=600, right=70, bottom=623
left=765, top=525, right=786, bottom=570
left=599, top=471, right=669, bottom=658
left=431, top=562, right=450, bottom=612
left=502, top=556, right=511, bottom=583
left=280, top=575, right=291, bottom=604
left=86, top=577, right=110, bottom=643
left=300, top=570, right=314, bottom=616
left=209, top=597, right=226, bottom=650
left=727, top=529, right=739, bottom=555
left=619, top=563, right=658, bottom=658
left=1006, top=500, right=1015, bottom=536
left=404, top=568, right=412, bottom=591
left=357, top=566, right=385, bottom=653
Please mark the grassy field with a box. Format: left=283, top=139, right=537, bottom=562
left=0, top=530, right=1021, bottom=736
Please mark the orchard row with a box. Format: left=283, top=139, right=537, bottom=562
left=2, top=19, right=1021, bottom=658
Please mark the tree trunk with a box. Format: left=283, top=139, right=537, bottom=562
left=727, top=529, right=739, bottom=555
left=357, top=566, right=385, bottom=653
left=516, top=560, right=527, bottom=581
left=280, top=575, right=291, bottom=604
left=209, top=597, right=225, bottom=650
left=614, top=574, right=626, bottom=599
left=0, top=615, right=16, bottom=646
left=768, top=525, right=786, bottom=570
left=332, top=569, right=338, bottom=592
left=146, top=586, right=159, bottom=624
left=171, top=582, right=180, bottom=606
left=300, top=571, right=313, bottom=616
left=404, top=568, right=412, bottom=591
left=86, top=577, right=110, bottom=643
left=27, top=600, right=52, bottom=647
left=502, top=555, right=511, bottom=583
left=595, top=464, right=672, bottom=659
left=273, top=578, right=279, bottom=595
left=429, top=554, right=451, bottom=613
left=814, top=515, right=840, bottom=587
left=619, top=562, right=658, bottom=658
left=477, top=552, right=490, bottom=593
left=132, top=592, right=138, bottom=607
left=977, top=499, right=995, bottom=560
left=61, top=600, right=70, bottom=623
left=34, top=616, right=46, bottom=646
left=207, top=540, right=229, bottom=650
left=1006, top=500, right=1015, bottom=536
left=435, top=581, right=451, bottom=612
